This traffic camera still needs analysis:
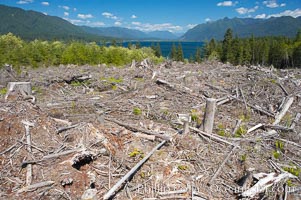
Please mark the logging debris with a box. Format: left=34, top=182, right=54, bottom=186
left=0, top=61, right=301, bottom=199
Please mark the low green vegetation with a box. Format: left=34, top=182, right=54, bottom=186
left=133, top=107, right=142, bottom=115
left=234, top=125, right=247, bottom=137
left=129, top=148, right=144, bottom=158
left=204, top=28, right=301, bottom=68
left=0, top=33, right=164, bottom=69
left=0, top=88, right=7, bottom=95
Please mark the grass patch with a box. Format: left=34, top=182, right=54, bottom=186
left=133, top=107, right=142, bottom=115
left=129, top=148, right=144, bottom=158
left=234, top=125, right=247, bottom=137
left=101, top=77, right=123, bottom=84
left=0, top=88, right=7, bottom=95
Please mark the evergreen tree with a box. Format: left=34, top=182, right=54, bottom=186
left=195, top=47, right=202, bottom=63
left=170, top=43, right=177, bottom=60
left=155, top=43, right=162, bottom=57
left=177, top=43, right=184, bottom=62
left=222, top=28, right=234, bottom=63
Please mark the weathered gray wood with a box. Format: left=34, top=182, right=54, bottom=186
left=203, top=98, right=217, bottom=134
left=273, top=96, right=294, bottom=125
left=105, top=118, right=171, bottom=141
left=177, top=114, right=191, bottom=134
left=5, top=82, right=32, bottom=100
left=21, top=120, right=34, bottom=186
left=17, top=181, right=55, bottom=193
left=103, top=140, right=166, bottom=200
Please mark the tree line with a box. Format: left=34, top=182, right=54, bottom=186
left=0, top=33, right=164, bottom=69
left=204, top=28, right=301, bottom=68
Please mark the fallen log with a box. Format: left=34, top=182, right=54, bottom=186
left=105, top=118, right=171, bottom=141
left=241, top=172, right=297, bottom=198
left=17, top=181, right=55, bottom=193
left=273, top=96, right=294, bottom=125
left=103, top=140, right=166, bottom=200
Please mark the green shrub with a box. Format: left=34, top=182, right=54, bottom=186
left=133, top=107, right=142, bottom=115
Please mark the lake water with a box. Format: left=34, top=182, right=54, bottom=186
left=121, top=41, right=204, bottom=59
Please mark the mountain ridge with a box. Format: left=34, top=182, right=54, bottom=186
left=181, top=16, right=301, bottom=41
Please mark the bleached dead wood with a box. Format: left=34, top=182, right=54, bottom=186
left=247, top=123, right=263, bottom=134
left=17, top=181, right=55, bottom=193
left=103, top=140, right=166, bottom=200
left=105, top=118, right=171, bottom=141
left=208, top=145, right=239, bottom=185
left=133, top=132, right=156, bottom=141
left=57, top=124, right=79, bottom=134
left=290, top=113, right=301, bottom=129
left=177, top=114, right=191, bottom=134
left=5, top=82, right=32, bottom=101
left=232, top=119, right=242, bottom=135
left=241, top=172, right=297, bottom=198
left=203, top=98, right=217, bottom=134
left=21, top=120, right=34, bottom=186
left=273, top=96, right=294, bottom=125
left=188, top=125, right=235, bottom=146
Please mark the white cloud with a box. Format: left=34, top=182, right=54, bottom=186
left=102, top=12, right=118, bottom=20
left=64, top=18, right=85, bottom=25
left=187, top=24, right=197, bottom=29
left=205, top=18, right=211, bottom=22
left=74, top=8, right=77, bottom=12
left=236, top=6, right=258, bottom=14
left=255, top=13, right=267, bottom=18
left=131, top=22, right=183, bottom=32
left=267, top=8, right=301, bottom=18
left=64, top=12, right=69, bottom=16
left=17, top=0, right=33, bottom=4
left=41, top=2, right=49, bottom=6
left=90, top=21, right=105, bottom=27
left=263, top=0, right=286, bottom=8
left=217, top=1, right=238, bottom=7
left=114, top=21, right=122, bottom=26
left=59, top=5, right=70, bottom=11
left=131, top=15, right=137, bottom=19
left=132, top=21, right=141, bottom=25
left=77, top=14, right=93, bottom=19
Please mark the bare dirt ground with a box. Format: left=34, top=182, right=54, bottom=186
left=0, top=61, right=301, bottom=200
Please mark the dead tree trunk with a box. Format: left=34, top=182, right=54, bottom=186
left=202, top=98, right=217, bottom=134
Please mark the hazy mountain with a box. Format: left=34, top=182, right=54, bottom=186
left=0, top=4, right=108, bottom=41
left=181, top=16, right=301, bottom=41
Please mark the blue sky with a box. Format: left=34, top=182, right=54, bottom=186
left=0, top=0, right=300, bottom=33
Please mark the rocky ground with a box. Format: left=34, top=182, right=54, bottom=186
left=0, top=60, right=301, bottom=200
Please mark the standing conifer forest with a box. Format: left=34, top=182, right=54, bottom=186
left=204, top=28, right=301, bottom=68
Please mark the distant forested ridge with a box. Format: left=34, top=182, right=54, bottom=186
left=0, top=4, right=108, bottom=41
left=204, top=28, right=301, bottom=68
left=181, top=16, right=301, bottom=41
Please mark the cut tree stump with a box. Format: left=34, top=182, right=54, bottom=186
left=202, top=98, right=217, bottom=134
left=5, top=82, right=32, bottom=101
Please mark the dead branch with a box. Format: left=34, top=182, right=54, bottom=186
left=290, top=113, right=301, bottom=129
left=103, top=140, right=166, bottom=200
left=17, top=181, right=55, bottom=193
left=273, top=96, right=294, bottom=125
left=105, top=118, right=171, bottom=141
left=241, top=172, right=297, bottom=198
left=208, top=145, right=239, bottom=185
left=22, top=120, right=34, bottom=186
left=57, top=124, right=79, bottom=134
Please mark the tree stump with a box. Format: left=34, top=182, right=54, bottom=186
left=202, top=98, right=217, bottom=134
left=5, top=82, right=32, bottom=101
